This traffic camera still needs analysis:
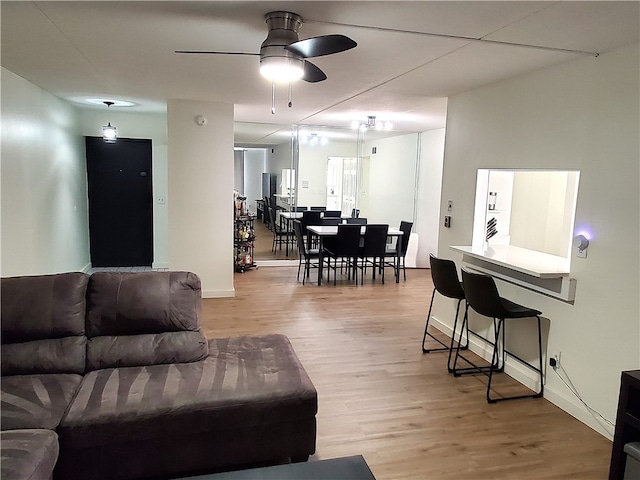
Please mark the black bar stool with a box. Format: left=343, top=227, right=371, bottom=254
left=453, top=269, right=544, bottom=403
left=422, top=255, right=469, bottom=372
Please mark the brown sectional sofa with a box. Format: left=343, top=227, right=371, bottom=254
left=1, top=271, right=317, bottom=480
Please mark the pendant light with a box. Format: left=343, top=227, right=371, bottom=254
left=351, top=115, right=393, bottom=132
left=102, top=101, right=117, bottom=143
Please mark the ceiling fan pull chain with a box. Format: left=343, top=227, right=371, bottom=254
left=271, top=81, right=276, bottom=114
left=288, top=81, right=293, bottom=108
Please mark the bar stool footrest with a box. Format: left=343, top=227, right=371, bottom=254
left=422, top=332, right=450, bottom=353
left=452, top=351, right=501, bottom=377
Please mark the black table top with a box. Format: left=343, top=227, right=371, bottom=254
left=177, top=456, right=376, bottom=480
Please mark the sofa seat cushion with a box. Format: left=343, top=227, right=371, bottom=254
left=0, top=429, right=59, bottom=480
left=59, top=334, right=317, bottom=449
left=87, top=331, right=207, bottom=371
left=1, top=374, right=82, bottom=431
left=2, top=337, right=86, bottom=376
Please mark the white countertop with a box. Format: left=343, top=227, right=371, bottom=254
left=279, top=211, right=350, bottom=220
left=309, top=225, right=403, bottom=236
left=450, top=245, right=571, bottom=278
left=279, top=211, right=303, bottom=219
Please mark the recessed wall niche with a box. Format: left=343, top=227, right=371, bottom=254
left=472, top=169, right=581, bottom=261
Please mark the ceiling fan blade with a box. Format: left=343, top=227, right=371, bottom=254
left=302, top=61, right=327, bottom=83
left=175, top=51, right=259, bottom=56
left=286, top=34, right=356, bottom=58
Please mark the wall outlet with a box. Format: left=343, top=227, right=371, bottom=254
left=447, top=200, right=453, bottom=212
left=444, top=216, right=451, bottom=228
left=549, top=351, right=562, bottom=370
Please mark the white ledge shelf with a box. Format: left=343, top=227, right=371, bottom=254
left=450, top=245, right=577, bottom=303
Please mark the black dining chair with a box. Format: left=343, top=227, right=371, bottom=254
left=453, top=269, right=544, bottom=403
left=302, top=210, right=322, bottom=248
left=322, top=224, right=361, bottom=285
left=321, top=218, right=342, bottom=226
left=357, top=224, right=389, bottom=284
left=294, top=206, right=308, bottom=212
left=346, top=217, right=367, bottom=225
left=263, top=197, right=273, bottom=230
left=310, top=206, right=326, bottom=211
left=293, top=220, right=319, bottom=285
left=267, top=206, right=293, bottom=252
left=323, top=210, right=342, bottom=217
left=385, top=221, right=413, bottom=281
left=301, top=210, right=321, bottom=228
left=422, top=255, right=469, bottom=372
left=351, top=208, right=360, bottom=218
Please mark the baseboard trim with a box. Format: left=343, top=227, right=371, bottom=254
left=542, top=383, right=614, bottom=440
left=257, top=260, right=298, bottom=267
left=428, top=316, right=613, bottom=440
left=202, top=288, right=235, bottom=299
left=80, top=263, right=92, bottom=273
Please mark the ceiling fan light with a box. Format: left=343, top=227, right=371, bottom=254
left=260, top=56, right=304, bottom=82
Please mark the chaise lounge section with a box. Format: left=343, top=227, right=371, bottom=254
left=1, top=271, right=317, bottom=480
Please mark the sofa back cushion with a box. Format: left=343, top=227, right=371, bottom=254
left=1, top=272, right=88, bottom=375
left=85, top=271, right=208, bottom=371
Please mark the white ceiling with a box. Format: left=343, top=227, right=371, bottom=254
left=2, top=1, right=638, bottom=146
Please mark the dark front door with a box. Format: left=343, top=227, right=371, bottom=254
left=86, top=137, right=153, bottom=267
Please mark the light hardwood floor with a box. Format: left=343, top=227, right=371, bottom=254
left=202, top=266, right=612, bottom=479
left=253, top=214, right=297, bottom=261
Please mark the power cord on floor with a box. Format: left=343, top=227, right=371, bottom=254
left=552, top=362, right=615, bottom=435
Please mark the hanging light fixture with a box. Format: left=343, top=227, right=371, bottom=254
left=351, top=115, right=393, bottom=132
left=300, top=132, right=329, bottom=146
left=102, top=101, right=117, bottom=143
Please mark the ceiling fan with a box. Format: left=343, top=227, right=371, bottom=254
left=175, top=11, right=357, bottom=112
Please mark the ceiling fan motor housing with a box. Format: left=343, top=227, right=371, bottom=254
left=260, top=11, right=304, bottom=66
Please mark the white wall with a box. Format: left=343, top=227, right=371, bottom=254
left=1, top=68, right=90, bottom=275
left=243, top=148, right=266, bottom=214
left=510, top=171, right=576, bottom=256
left=266, top=141, right=292, bottom=208
left=364, top=133, right=419, bottom=226
left=234, top=149, right=244, bottom=194
left=415, top=128, right=446, bottom=267
left=297, top=141, right=357, bottom=209
left=436, top=43, right=639, bottom=438
left=167, top=100, right=234, bottom=297
left=79, top=109, right=169, bottom=268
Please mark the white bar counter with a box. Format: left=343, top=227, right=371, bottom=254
left=450, top=245, right=576, bottom=302
left=450, top=245, right=570, bottom=278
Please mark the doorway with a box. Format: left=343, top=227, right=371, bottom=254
left=85, top=137, right=153, bottom=267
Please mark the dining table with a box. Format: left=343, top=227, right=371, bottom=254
left=306, top=224, right=404, bottom=285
